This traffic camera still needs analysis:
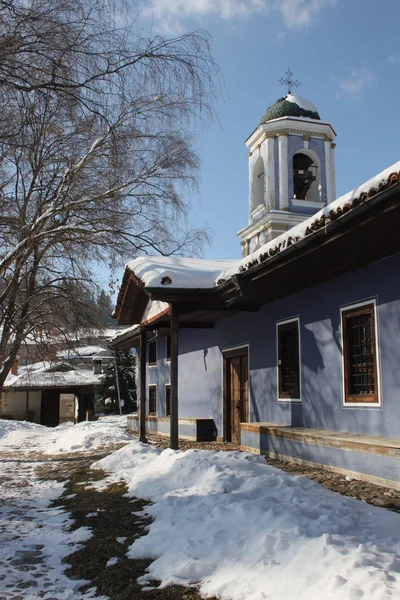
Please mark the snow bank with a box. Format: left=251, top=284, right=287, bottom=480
left=0, top=417, right=42, bottom=439
left=43, top=416, right=132, bottom=454
left=0, top=415, right=131, bottom=454
left=93, top=443, right=400, bottom=600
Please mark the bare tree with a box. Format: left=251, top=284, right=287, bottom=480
left=0, top=0, right=218, bottom=387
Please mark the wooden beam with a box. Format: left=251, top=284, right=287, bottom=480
left=170, top=306, right=179, bottom=450
left=139, top=329, right=147, bottom=443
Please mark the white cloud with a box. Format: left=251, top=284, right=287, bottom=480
left=278, top=0, right=336, bottom=29
left=141, top=0, right=335, bottom=33
left=387, top=55, right=400, bottom=64
left=143, top=0, right=267, bottom=25
left=334, top=68, right=378, bottom=100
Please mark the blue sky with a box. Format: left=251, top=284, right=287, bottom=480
left=136, top=0, right=400, bottom=262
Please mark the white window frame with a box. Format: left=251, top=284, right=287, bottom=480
left=276, top=317, right=302, bottom=403
left=148, top=339, right=157, bottom=367
left=340, top=299, right=382, bottom=409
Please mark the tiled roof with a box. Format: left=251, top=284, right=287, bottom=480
left=260, top=96, right=320, bottom=125
left=217, top=168, right=400, bottom=283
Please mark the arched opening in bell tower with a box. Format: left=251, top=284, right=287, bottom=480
left=251, top=156, right=265, bottom=212
left=292, top=149, right=321, bottom=203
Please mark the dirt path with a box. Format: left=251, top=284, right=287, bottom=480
left=45, top=458, right=212, bottom=600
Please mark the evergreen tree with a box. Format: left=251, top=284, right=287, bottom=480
left=97, top=290, right=115, bottom=327
left=96, top=350, right=137, bottom=414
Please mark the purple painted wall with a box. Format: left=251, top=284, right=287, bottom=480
left=144, top=253, right=400, bottom=440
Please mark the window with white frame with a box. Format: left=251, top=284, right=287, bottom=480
left=277, top=319, right=300, bottom=400
left=148, top=340, right=157, bottom=366
left=341, top=303, right=379, bottom=404
left=148, top=385, right=157, bottom=414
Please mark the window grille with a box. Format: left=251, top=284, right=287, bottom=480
left=342, top=304, right=378, bottom=403
left=148, top=385, right=157, bottom=414
left=278, top=321, right=300, bottom=399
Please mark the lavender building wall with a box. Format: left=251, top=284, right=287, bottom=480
left=145, top=253, right=400, bottom=442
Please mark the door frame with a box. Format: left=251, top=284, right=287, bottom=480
left=222, top=344, right=249, bottom=442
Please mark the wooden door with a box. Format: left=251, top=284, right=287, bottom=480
left=223, top=348, right=248, bottom=444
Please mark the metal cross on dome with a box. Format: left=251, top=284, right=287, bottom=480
left=279, top=68, right=300, bottom=94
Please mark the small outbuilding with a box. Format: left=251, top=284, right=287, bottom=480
left=1, top=337, right=115, bottom=425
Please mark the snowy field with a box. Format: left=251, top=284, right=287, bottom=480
left=0, top=417, right=399, bottom=600
left=94, top=442, right=400, bottom=600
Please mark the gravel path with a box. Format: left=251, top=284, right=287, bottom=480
left=0, top=444, right=119, bottom=600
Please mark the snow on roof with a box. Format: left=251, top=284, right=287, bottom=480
left=58, top=345, right=110, bottom=359
left=217, top=160, right=400, bottom=282
left=285, top=93, right=319, bottom=114
left=4, top=362, right=101, bottom=389
left=126, top=256, right=236, bottom=289
left=110, top=324, right=141, bottom=345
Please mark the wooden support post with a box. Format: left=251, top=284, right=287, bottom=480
left=170, top=307, right=179, bottom=450
left=139, top=329, right=147, bottom=443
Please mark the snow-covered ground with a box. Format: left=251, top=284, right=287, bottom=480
left=94, top=443, right=400, bottom=600
left=0, top=460, right=95, bottom=600
left=0, top=417, right=399, bottom=600
left=0, top=416, right=129, bottom=599
left=0, top=414, right=131, bottom=455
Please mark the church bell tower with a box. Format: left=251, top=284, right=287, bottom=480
left=239, top=70, right=337, bottom=257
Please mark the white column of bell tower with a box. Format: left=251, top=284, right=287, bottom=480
left=324, top=137, right=335, bottom=203
left=331, top=142, right=337, bottom=201
left=265, top=136, right=275, bottom=211
left=278, top=133, right=288, bottom=210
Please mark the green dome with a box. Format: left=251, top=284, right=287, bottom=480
left=260, top=94, right=320, bottom=125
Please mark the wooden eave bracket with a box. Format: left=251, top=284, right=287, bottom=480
left=115, top=273, right=150, bottom=326
left=223, top=274, right=260, bottom=311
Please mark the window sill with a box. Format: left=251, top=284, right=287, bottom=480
left=278, top=397, right=302, bottom=403
left=343, top=399, right=381, bottom=408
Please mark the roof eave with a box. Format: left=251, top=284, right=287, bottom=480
left=217, top=181, right=400, bottom=305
